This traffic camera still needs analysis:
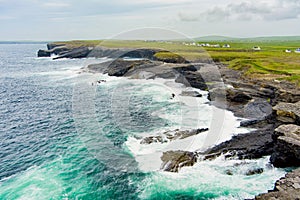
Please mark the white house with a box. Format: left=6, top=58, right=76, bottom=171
left=210, top=44, right=220, bottom=48
left=223, top=44, right=231, bottom=48
left=295, top=48, right=300, bottom=53
left=285, top=49, right=292, bottom=53
left=252, top=46, right=261, bottom=51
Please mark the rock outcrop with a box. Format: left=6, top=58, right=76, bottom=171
left=160, top=150, right=197, bottom=172
left=273, top=101, right=300, bottom=125
left=180, top=90, right=202, bottom=97
left=203, top=125, right=275, bottom=160
left=175, top=71, right=208, bottom=91
left=255, top=167, right=300, bottom=200
left=140, top=128, right=209, bottom=144
left=37, top=45, right=73, bottom=57
left=53, top=47, right=91, bottom=60
left=270, top=124, right=300, bottom=168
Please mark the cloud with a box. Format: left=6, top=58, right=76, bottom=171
left=43, top=2, right=71, bottom=8
left=178, top=12, right=199, bottom=22
left=178, top=0, right=300, bottom=22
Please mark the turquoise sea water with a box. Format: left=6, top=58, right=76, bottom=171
left=0, top=44, right=287, bottom=199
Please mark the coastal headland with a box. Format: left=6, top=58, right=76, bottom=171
left=38, top=39, right=300, bottom=199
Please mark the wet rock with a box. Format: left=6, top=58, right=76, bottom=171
left=180, top=90, right=202, bottom=97
left=225, top=169, right=233, bottom=175
left=160, top=150, right=197, bottom=172
left=37, top=49, right=51, bottom=57
left=273, top=101, right=300, bottom=125
left=140, top=136, right=165, bottom=144
left=245, top=168, right=264, bottom=176
left=255, top=168, right=300, bottom=200
left=140, top=128, right=209, bottom=144
left=270, top=124, right=300, bottom=168
left=203, top=125, right=275, bottom=160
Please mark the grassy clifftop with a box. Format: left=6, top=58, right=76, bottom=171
left=51, top=39, right=300, bottom=85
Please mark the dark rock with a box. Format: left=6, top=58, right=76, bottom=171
left=175, top=71, right=208, bottom=91
left=227, top=88, right=252, bottom=103
left=154, top=52, right=187, bottom=64
left=245, top=168, right=264, bottom=176
left=37, top=45, right=73, bottom=57
left=276, top=88, right=300, bottom=104
left=53, top=47, right=91, bottom=60
left=104, top=59, right=156, bottom=77
left=140, top=136, right=165, bottom=144
left=121, top=49, right=160, bottom=60
left=273, top=101, right=300, bottom=125
left=47, top=43, right=65, bottom=50
left=236, top=99, right=275, bottom=127
left=37, top=49, right=51, bottom=57
left=207, top=87, right=227, bottom=102
left=270, top=124, right=300, bottom=168
left=225, top=169, right=233, bottom=175
left=180, top=91, right=202, bottom=97
left=160, top=150, right=197, bottom=172
left=173, top=65, right=198, bottom=73
left=243, top=99, right=273, bottom=119
left=255, top=168, right=300, bottom=200
left=203, top=125, right=275, bottom=160
left=49, top=46, right=72, bottom=55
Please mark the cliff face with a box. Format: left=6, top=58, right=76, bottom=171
left=37, top=43, right=162, bottom=61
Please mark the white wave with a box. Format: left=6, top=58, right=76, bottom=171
left=138, top=156, right=286, bottom=200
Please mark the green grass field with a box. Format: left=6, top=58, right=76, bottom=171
left=52, top=39, right=300, bottom=85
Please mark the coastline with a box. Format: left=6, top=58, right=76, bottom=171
left=38, top=42, right=300, bottom=199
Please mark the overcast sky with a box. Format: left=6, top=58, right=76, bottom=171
left=1, top=0, right=300, bottom=40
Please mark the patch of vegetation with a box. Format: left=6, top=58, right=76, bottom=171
left=154, top=51, right=186, bottom=63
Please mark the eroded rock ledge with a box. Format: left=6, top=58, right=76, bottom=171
left=140, top=128, right=209, bottom=144
left=255, top=168, right=300, bottom=200
left=270, top=124, right=300, bottom=168
left=160, top=150, right=197, bottom=172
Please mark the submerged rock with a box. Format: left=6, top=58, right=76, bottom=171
left=255, top=167, right=300, bottom=200
left=245, top=168, right=264, bottom=176
left=160, top=150, right=197, bottom=172
left=270, top=124, right=300, bottom=168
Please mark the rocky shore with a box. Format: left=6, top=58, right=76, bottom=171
left=39, top=43, right=300, bottom=199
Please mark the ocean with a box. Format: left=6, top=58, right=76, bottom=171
left=0, top=44, right=286, bottom=199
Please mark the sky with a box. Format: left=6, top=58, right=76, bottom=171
left=0, top=0, right=300, bottom=40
